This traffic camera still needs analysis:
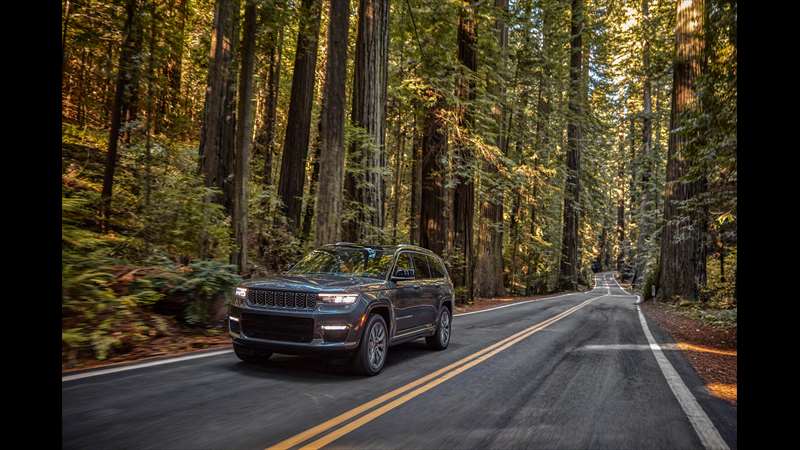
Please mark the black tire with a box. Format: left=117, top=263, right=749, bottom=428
left=353, top=314, right=389, bottom=376
left=426, top=307, right=451, bottom=350
left=233, top=343, right=273, bottom=363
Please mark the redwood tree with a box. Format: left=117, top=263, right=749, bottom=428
left=232, top=0, right=258, bottom=272
left=474, top=0, right=508, bottom=298
left=100, top=0, right=144, bottom=227
left=342, top=0, right=390, bottom=242
left=199, top=0, right=240, bottom=216
left=452, top=0, right=477, bottom=301
left=276, top=0, right=323, bottom=230
left=420, top=94, right=448, bottom=256
left=657, top=0, right=707, bottom=301
left=314, top=0, right=349, bottom=246
left=558, top=0, right=584, bottom=291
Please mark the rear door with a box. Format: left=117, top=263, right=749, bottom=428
left=409, top=252, right=437, bottom=326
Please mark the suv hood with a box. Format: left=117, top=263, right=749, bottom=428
left=241, top=273, right=388, bottom=293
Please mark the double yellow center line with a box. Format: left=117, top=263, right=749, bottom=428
left=267, top=295, right=602, bottom=450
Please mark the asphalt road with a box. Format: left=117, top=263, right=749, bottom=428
left=62, top=273, right=736, bottom=450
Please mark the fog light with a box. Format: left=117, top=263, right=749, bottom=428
left=229, top=316, right=241, bottom=334
left=321, top=325, right=348, bottom=331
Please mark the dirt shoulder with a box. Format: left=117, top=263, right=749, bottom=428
left=62, top=331, right=232, bottom=373
left=640, top=300, right=737, bottom=405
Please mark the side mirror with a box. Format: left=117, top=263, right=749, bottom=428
left=392, top=268, right=415, bottom=281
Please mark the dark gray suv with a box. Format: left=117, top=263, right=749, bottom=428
left=228, top=243, right=454, bottom=375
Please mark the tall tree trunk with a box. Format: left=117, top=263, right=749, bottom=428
left=233, top=0, right=258, bottom=273
left=657, top=0, right=707, bottom=301
left=277, top=0, right=323, bottom=230
left=342, top=0, right=390, bottom=243
left=529, top=0, right=553, bottom=291
left=453, top=0, right=477, bottom=302
left=199, top=0, right=241, bottom=216
left=616, top=136, right=626, bottom=272
left=409, top=113, right=422, bottom=244
left=62, top=0, right=71, bottom=76
left=420, top=94, right=448, bottom=256
left=390, top=122, right=405, bottom=243
left=558, top=0, right=583, bottom=290
left=474, top=0, right=508, bottom=299
left=100, top=0, right=143, bottom=228
left=302, top=136, right=321, bottom=242
left=633, top=0, right=653, bottom=287
left=158, top=0, right=188, bottom=134
left=255, top=27, right=283, bottom=188
left=143, top=1, right=159, bottom=212
left=314, top=0, right=349, bottom=246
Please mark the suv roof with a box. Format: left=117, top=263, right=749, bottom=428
left=323, top=242, right=438, bottom=257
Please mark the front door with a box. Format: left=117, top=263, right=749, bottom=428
left=392, top=252, right=420, bottom=332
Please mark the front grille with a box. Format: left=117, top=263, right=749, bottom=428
left=241, top=313, right=314, bottom=343
left=246, top=289, right=318, bottom=310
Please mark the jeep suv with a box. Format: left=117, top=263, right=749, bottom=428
left=228, top=243, right=454, bottom=375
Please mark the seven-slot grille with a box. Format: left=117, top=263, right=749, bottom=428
left=246, top=289, right=317, bottom=310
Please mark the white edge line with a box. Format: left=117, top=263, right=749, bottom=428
left=453, top=293, right=574, bottom=317
left=636, top=305, right=729, bottom=450
left=62, top=349, right=233, bottom=382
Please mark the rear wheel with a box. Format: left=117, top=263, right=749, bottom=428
left=426, top=307, right=451, bottom=350
left=353, top=314, right=389, bottom=376
left=233, top=343, right=273, bottom=363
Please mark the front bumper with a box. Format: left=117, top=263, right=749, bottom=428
left=227, top=300, right=368, bottom=355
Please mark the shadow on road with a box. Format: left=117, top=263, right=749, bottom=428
left=226, top=340, right=440, bottom=380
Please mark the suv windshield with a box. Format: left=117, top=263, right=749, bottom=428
left=288, top=247, right=394, bottom=279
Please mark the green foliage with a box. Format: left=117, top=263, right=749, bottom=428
left=62, top=204, right=241, bottom=359
left=700, top=246, right=736, bottom=308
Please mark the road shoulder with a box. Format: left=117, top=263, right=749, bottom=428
left=640, top=300, right=737, bottom=406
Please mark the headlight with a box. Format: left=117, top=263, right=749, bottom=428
left=318, top=293, right=358, bottom=304
left=235, top=287, right=248, bottom=298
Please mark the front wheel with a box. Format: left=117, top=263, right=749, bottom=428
left=426, top=307, right=451, bottom=350
left=353, top=314, right=389, bottom=376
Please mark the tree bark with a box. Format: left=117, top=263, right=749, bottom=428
left=157, top=0, right=188, bottom=135
left=390, top=121, right=405, bottom=243
left=342, top=0, right=390, bottom=243
left=616, top=136, right=626, bottom=272
left=100, top=0, right=143, bottom=228
left=255, top=27, right=283, bottom=188
left=453, top=0, right=477, bottom=302
left=232, top=0, right=258, bottom=273
left=657, top=0, right=707, bottom=301
left=558, top=0, right=584, bottom=291
left=277, top=0, right=323, bottom=230
left=314, top=0, right=349, bottom=246
left=409, top=114, right=422, bottom=244
left=143, top=1, right=159, bottom=212
left=199, top=0, right=241, bottom=217
left=633, top=0, right=653, bottom=286
left=420, top=94, right=448, bottom=256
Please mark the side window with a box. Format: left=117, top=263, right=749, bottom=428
left=411, top=253, right=431, bottom=279
left=427, top=255, right=445, bottom=279
left=393, top=253, right=414, bottom=277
